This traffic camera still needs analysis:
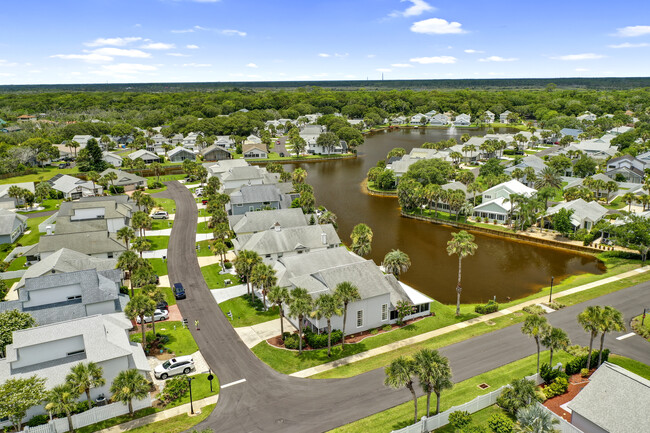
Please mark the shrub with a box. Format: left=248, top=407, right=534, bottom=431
left=449, top=411, right=472, bottom=430
left=475, top=300, right=499, bottom=314
left=159, top=376, right=189, bottom=405
left=487, top=412, right=514, bottom=433
left=540, top=363, right=568, bottom=385
left=565, top=345, right=588, bottom=357
left=580, top=368, right=590, bottom=378
left=543, top=376, right=569, bottom=399
left=370, top=328, right=379, bottom=335
left=382, top=324, right=392, bottom=332
left=148, top=180, right=164, bottom=189
left=548, top=301, right=566, bottom=310
left=303, top=329, right=343, bottom=349
left=27, top=414, right=49, bottom=427
left=119, top=285, right=129, bottom=295
left=631, top=316, right=650, bottom=339
left=565, top=349, right=609, bottom=374
left=522, top=305, right=545, bottom=315
left=109, top=185, right=125, bottom=194
left=283, top=333, right=301, bottom=350
left=463, top=427, right=487, bottom=433
left=224, top=261, right=233, bottom=269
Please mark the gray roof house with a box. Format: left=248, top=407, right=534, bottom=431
left=454, top=113, right=471, bottom=126
left=25, top=231, right=126, bottom=262
left=229, top=208, right=310, bottom=235
left=0, top=269, right=125, bottom=325
left=567, top=362, right=650, bottom=433
left=201, top=144, right=232, bottom=161
left=429, top=113, right=450, bottom=126
left=0, top=182, right=35, bottom=209
left=100, top=168, right=147, bottom=191
left=0, top=314, right=150, bottom=422
left=168, top=146, right=196, bottom=163
left=102, top=152, right=123, bottom=167
left=234, top=224, right=341, bottom=262
left=218, top=166, right=280, bottom=194
left=605, top=154, right=645, bottom=184
left=505, top=155, right=547, bottom=175
left=243, top=143, right=268, bottom=159
left=227, top=184, right=296, bottom=216
left=128, top=149, right=159, bottom=164
left=500, top=110, right=511, bottom=123
left=206, top=159, right=249, bottom=178
left=0, top=209, right=27, bottom=244
left=545, top=198, right=608, bottom=231
left=48, top=174, right=102, bottom=199
left=54, top=196, right=134, bottom=234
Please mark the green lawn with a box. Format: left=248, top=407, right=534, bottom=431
left=130, top=321, right=198, bottom=356
left=197, top=220, right=213, bottom=234
left=122, top=404, right=215, bottom=433
left=195, top=240, right=214, bottom=256
left=0, top=166, right=80, bottom=184
left=604, top=196, right=626, bottom=210
left=154, top=198, right=177, bottom=213
left=132, top=285, right=176, bottom=306
left=219, top=295, right=280, bottom=327
left=367, top=181, right=397, bottom=194
left=76, top=407, right=158, bottom=433
left=17, top=198, right=63, bottom=213
left=16, top=215, right=50, bottom=246
left=434, top=405, right=505, bottom=432
left=7, top=255, right=26, bottom=271
left=147, top=258, right=169, bottom=276
left=329, top=350, right=572, bottom=433
left=151, top=219, right=173, bottom=230
left=2, top=277, right=21, bottom=291
left=167, top=373, right=219, bottom=408
left=146, top=236, right=170, bottom=250
left=200, top=263, right=241, bottom=288
left=608, top=355, right=650, bottom=380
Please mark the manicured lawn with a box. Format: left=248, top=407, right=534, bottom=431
left=0, top=166, right=80, bottom=184
left=201, top=263, right=241, bottom=288
left=367, top=180, right=397, bottom=194
left=16, top=215, right=50, bottom=246
left=154, top=198, right=177, bottom=213
left=2, top=277, right=20, bottom=290
left=195, top=240, right=214, bottom=256
left=146, top=236, right=170, bottom=250
left=608, top=355, right=650, bottom=380
left=7, top=255, right=26, bottom=271
left=148, top=258, right=169, bottom=276
left=197, top=220, right=214, bottom=234
left=167, top=374, right=219, bottom=408
left=328, top=350, right=572, bottom=433
left=434, top=405, right=505, bottom=432
left=130, top=321, right=198, bottom=356
left=151, top=219, right=173, bottom=230
left=219, top=295, right=280, bottom=327
left=160, top=286, right=177, bottom=306
left=123, top=404, right=215, bottom=433
left=17, top=198, right=63, bottom=213
left=604, top=197, right=626, bottom=210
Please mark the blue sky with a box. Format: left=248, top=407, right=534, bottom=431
left=1, top=0, right=650, bottom=84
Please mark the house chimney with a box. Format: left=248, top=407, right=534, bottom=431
left=46, top=225, right=52, bottom=235
left=274, top=222, right=281, bottom=232
left=321, top=232, right=327, bottom=245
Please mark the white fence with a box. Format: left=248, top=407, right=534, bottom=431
left=22, top=397, right=151, bottom=433
left=391, top=372, right=543, bottom=433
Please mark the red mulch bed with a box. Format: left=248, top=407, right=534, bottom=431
left=542, top=371, right=592, bottom=421
left=267, top=315, right=430, bottom=351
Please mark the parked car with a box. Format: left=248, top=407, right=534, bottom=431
left=58, top=162, right=70, bottom=169
left=156, top=299, right=168, bottom=310
left=173, top=282, right=186, bottom=300
left=154, top=356, right=195, bottom=380
left=201, top=199, right=209, bottom=205
left=151, top=211, right=169, bottom=219
left=136, top=309, right=169, bottom=324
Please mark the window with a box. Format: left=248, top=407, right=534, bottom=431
left=381, top=304, right=388, bottom=321
left=356, top=310, right=363, bottom=328
left=249, top=206, right=254, bottom=212
left=107, top=252, right=114, bottom=258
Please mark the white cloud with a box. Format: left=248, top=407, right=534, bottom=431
left=410, top=18, right=466, bottom=35
left=464, top=49, right=483, bottom=54
left=171, top=26, right=245, bottom=36
left=478, top=56, right=517, bottom=62
left=376, top=68, right=392, bottom=72
left=167, top=53, right=190, bottom=57
left=389, top=0, right=435, bottom=18
left=246, top=63, right=258, bottom=68
left=90, top=63, right=157, bottom=78
left=51, top=53, right=114, bottom=63
left=92, top=48, right=151, bottom=58
left=84, top=37, right=142, bottom=47
left=182, top=63, right=211, bottom=67
left=552, top=53, right=605, bottom=61
left=614, top=25, right=650, bottom=37
left=391, top=63, right=413, bottom=67
left=367, top=54, right=376, bottom=58
left=318, top=53, right=348, bottom=58
left=0, top=60, right=18, bottom=67
left=608, top=42, right=650, bottom=48
left=141, top=42, right=175, bottom=50
left=318, top=53, right=330, bottom=57
left=186, top=44, right=199, bottom=49
left=220, top=29, right=246, bottom=36
left=409, top=56, right=457, bottom=64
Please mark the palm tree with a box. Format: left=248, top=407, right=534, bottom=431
left=318, top=211, right=338, bottom=228
left=604, top=180, right=618, bottom=204
left=622, top=192, right=636, bottom=212
left=267, top=286, right=290, bottom=339
left=514, top=404, right=559, bottom=433
left=521, top=314, right=551, bottom=373
left=125, top=294, right=156, bottom=345
left=334, top=281, right=360, bottom=349
left=7, top=185, right=23, bottom=205
left=142, top=285, right=165, bottom=336
left=577, top=305, right=603, bottom=370
left=139, top=195, right=155, bottom=215
left=66, top=362, right=106, bottom=410
left=250, top=263, right=277, bottom=307
left=233, top=250, right=262, bottom=299
left=311, top=293, right=343, bottom=357
left=131, top=211, right=151, bottom=238
left=116, top=250, right=139, bottom=295
left=467, top=182, right=483, bottom=206
left=110, top=369, right=150, bottom=417
left=87, top=171, right=100, bottom=196
left=150, top=162, right=163, bottom=182
left=384, top=357, right=419, bottom=423
left=212, top=240, right=229, bottom=271
left=414, top=349, right=452, bottom=416
left=68, top=140, right=80, bottom=157
left=423, top=183, right=442, bottom=215
left=117, top=226, right=136, bottom=251
left=103, top=171, right=118, bottom=194
left=382, top=249, right=411, bottom=279
left=292, top=167, right=307, bottom=184
left=287, top=287, right=313, bottom=355
left=446, top=231, right=478, bottom=316
left=535, top=167, right=562, bottom=190
left=597, top=306, right=625, bottom=366
left=132, top=237, right=152, bottom=259
left=541, top=327, right=570, bottom=366
left=350, top=223, right=373, bottom=257
left=45, top=384, right=80, bottom=433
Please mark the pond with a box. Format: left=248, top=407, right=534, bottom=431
left=286, top=128, right=604, bottom=304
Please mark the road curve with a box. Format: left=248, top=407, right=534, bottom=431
left=165, top=181, right=650, bottom=433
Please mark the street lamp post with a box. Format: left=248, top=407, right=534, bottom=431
left=548, top=276, right=555, bottom=303
left=187, top=376, right=194, bottom=414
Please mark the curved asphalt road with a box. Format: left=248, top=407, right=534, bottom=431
left=165, top=181, right=650, bottom=433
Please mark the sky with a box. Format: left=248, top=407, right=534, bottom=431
left=1, top=0, right=650, bottom=85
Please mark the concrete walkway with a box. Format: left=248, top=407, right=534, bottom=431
left=289, top=266, right=650, bottom=378
left=234, top=318, right=296, bottom=348
left=96, top=394, right=219, bottom=433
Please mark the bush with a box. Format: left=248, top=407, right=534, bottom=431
left=303, top=328, right=343, bottom=349
left=565, top=349, right=609, bottom=374
left=631, top=316, right=650, bottom=339
left=449, top=411, right=472, bottom=430
left=487, top=412, right=514, bottom=433
left=540, top=363, right=569, bottom=385
left=580, top=368, right=590, bottom=378
left=148, top=180, right=164, bottom=189
left=522, top=305, right=545, bottom=315
left=548, top=301, right=566, bottom=310
left=543, top=376, right=569, bottom=399
left=475, top=300, right=499, bottom=314
left=463, top=427, right=487, bottom=433
left=382, top=324, right=392, bottom=332
left=224, top=261, right=233, bottom=269
left=565, top=345, right=588, bottom=357
left=27, top=414, right=49, bottom=427
left=159, top=376, right=189, bottom=405
left=109, top=185, right=125, bottom=194
left=119, top=285, right=129, bottom=295
left=283, top=333, right=301, bottom=350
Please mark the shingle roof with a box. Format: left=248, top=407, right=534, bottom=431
left=100, top=168, right=146, bottom=186
left=243, top=143, right=267, bottom=154
left=273, top=248, right=364, bottom=287
left=168, top=146, right=195, bottom=157
left=0, top=209, right=27, bottom=236
left=482, top=179, right=536, bottom=197
left=546, top=199, right=608, bottom=226
left=28, top=231, right=126, bottom=256
left=222, top=166, right=267, bottom=182
left=0, top=182, right=35, bottom=198
left=23, top=268, right=122, bottom=305
left=230, top=184, right=284, bottom=205
left=48, top=174, right=96, bottom=194
left=567, top=362, right=650, bottom=433
left=58, top=197, right=133, bottom=219
left=128, top=149, right=159, bottom=161
left=229, top=208, right=309, bottom=235
left=234, top=224, right=340, bottom=255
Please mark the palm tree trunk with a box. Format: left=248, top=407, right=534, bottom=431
left=327, top=319, right=332, bottom=357
left=342, top=304, right=348, bottom=348
left=298, top=314, right=303, bottom=354
left=435, top=391, right=441, bottom=415
left=426, top=392, right=431, bottom=417
left=598, top=332, right=606, bottom=366
left=279, top=307, right=285, bottom=340
left=549, top=347, right=554, bottom=367
left=128, top=399, right=134, bottom=416
left=67, top=412, right=74, bottom=433
left=586, top=332, right=595, bottom=369
left=456, top=256, right=462, bottom=316
left=151, top=317, right=156, bottom=337
left=251, top=283, right=255, bottom=303
left=535, top=337, right=541, bottom=373
left=141, top=317, right=146, bottom=348
left=86, top=389, right=93, bottom=410
left=409, top=386, right=418, bottom=424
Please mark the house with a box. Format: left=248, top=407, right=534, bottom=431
left=605, top=154, right=645, bottom=183
left=608, top=125, right=633, bottom=135
left=567, top=362, right=650, bottom=433
left=277, top=251, right=433, bottom=334
left=170, top=133, right=184, bottom=145
left=54, top=196, right=135, bottom=234
left=215, top=135, right=235, bottom=149
left=387, top=147, right=452, bottom=182
left=473, top=180, right=537, bottom=222
left=390, top=115, right=407, bottom=125
left=233, top=224, right=341, bottom=263
left=483, top=111, right=495, bottom=123
left=0, top=269, right=125, bottom=325
left=0, top=182, right=35, bottom=209
left=218, top=165, right=279, bottom=194
left=499, top=111, right=511, bottom=123
left=48, top=174, right=102, bottom=199
left=560, top=128, right=583, bottom=139
left=201, top=144, right=232, bottom=161
left=168, top=146, right=196, bottom=163
left=102, top=152, right=123, bottom=167
left=565, top=173, right=617, bottom=199
left=429, top=113, right=449, bottom=126
left=128, top=149, right=159, bottom=164
left=635, top=150, right=650, bottom=168
left=243, top=143, right=268, bottom=159
left=207, top=159, right=249, bottom=178
left=504, top=155, right=548, bottom=185
left=545, top=199, right=608, bottom=231
left=100, top=168, right=147, bottom=191
left=454, top=113, right=471, bottom=126
left=25, top=230, right=126, bottom=262
left=16, top=114, right=37, bottom=123
left=227, top=184, right=294, bottom=216
left=229, top=208, right=310, bottom=235
left=577, top=111, right=597, bottom=122
left=16, top=248, right=117, bottom=289
left=410, top=113, right=428, bottom=125
left=1, top=125, right=22, bottom=133
left=0, top=209, right=28, bottom=244
left=0, top=314, right=150, bottom=422
left=71, top=135, right=94, bottom=148
left=305, top=137, right=348, bottom=155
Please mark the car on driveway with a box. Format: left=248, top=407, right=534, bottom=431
left=154, top=356, right=195, bottom=380
left=136, top=309, right=169, bottom=324
left=156, top=299, right=168, bottom=311
left=151, top=210, right=169, bottom=219
left=173, top=283, right=186, bottom=300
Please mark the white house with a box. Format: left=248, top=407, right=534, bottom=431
left=48, top=174, right=102, bottom=199
left=410, top=113, right=428, bottom=125
left=168, top=146, right=196, bottom=163
left=71, top=135, right=94, bottom=148
left=545, top=198, right=608, bottom=231
left=473, top=179, right=537, bottom=222
left=102, top=152, right=123, bottom=167
left=499, top=110, right=512, bottom=123
left=577, top=111, right=597, bottom=122
left=128, top=149, right=160, bottom=164
left=454, top=113, right=471, bottom=126
left=0, top=209, right=27, bottom=244
left=429, top=114, right=450, bottom=126
left=100, top=169, right=147, bottom=191
left=0, top=182, right=35, bottom=209
left=605, top=154, right=645, bottom=183
left=55, top=196, right=134, bottom=234
left=26, top=230, right=126, bottom=262
left=483, top=111, right=495, bottom=123
left=242, top=143, right=268, bottom=159
left=218, top=165, right=279, bottom=194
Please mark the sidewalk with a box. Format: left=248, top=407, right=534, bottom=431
left=96, top=394, right=219, bottom=433
left=289, top=267, right=649, bottom=378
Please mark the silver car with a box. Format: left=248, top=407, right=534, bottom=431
left=154, top=356, right=195, bottom=379
left=136, top=309, right=169, bottom=324
left=151, top=211, right=169, bottom=219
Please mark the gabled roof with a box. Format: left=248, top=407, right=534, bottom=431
left=128, top=149, right=159, bottom=161
left=168, top=146, right=195, bottom=157
left=229, top=208, right=309, bottom=235
left=0, top=209, right=27, bottom=235
left=100, top=168, right=146, bottom=186
left=221, top=166, right=267, bottom=182
left=229, top=184, right=284, bottom=205
left=273, top=248, right=364, bottom=287
left=546, top=199, right=608, bottom=226
left=504, top=155, right=547, bottom=174
left=607, top=154, right=641, bottom=165
left=482, top=179, right=536, bottom=197
left=201, top=144, right=232, bottom=157
left=102, top=152, right=123, bottom=162
left=23, top=268, right=122, bottom=305
left=48, top=174, right=95, bottom=194
left=234, top=224, right=340, bottom=256
left=27, top=231, right=126, bottom=256
left=207, top=159, right=249, bottom=176
left=243, top=143, right=267, bottom=154
left=0, top=182, right=35, bottom=198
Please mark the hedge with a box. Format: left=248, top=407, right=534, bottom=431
left=565, top=349, right=610, bottom=374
